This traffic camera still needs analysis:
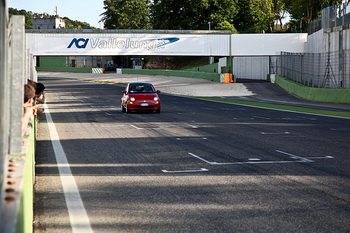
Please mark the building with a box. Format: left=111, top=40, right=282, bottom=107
left=32, top=17, right=65, bottom=30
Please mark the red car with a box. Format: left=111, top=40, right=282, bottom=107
left=121, top=82, right=161, bottom=113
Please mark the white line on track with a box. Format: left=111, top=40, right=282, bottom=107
left=130, top=124, right=143, bottom=129
left=162, top=168, right=209, bottom=173
left=44, top=104, right=93, bottom=233
left=188, top=150, right=315, bottom=165
left=176, top=137, right=207, bottom=140
left=260, top=132, right=290, bottom=135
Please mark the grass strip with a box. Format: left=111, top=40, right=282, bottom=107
left=196, top=97, right=350, bottom=119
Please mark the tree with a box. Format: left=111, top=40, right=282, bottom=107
left=234, top=0, right=277, bottom=33
left=101, top=0, right=151, bottom=29
left=272, top=0, right=287, bottom=29
left=9, top=8, right=33, bottom=29
left=151, top=0, right=238, bottom=33
left=63, top=18, right=95, bottom=29
left=283, top=0, right=342, bottom=32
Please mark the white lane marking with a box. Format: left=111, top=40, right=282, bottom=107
left=261, top=132, right=290, bottom=135
left=275, top=150, right=314, bottom=162
left=44, top=104, right=93, bottom=233
left=185, top=123, right=198, bottom=128
left=130, top=124, right=143, bottom=129
left=188, top=150, right=314, bottom=165
left=304, top=156, right=334, bottom=159
left=162, top=168, right=209, bottom=173
left=131, top=123, right=198, bottom=130
left=176, top=137, right=207, bottom=141
left=188, top=153, right=214, bottom=164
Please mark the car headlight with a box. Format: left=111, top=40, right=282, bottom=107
left=154, top=97, right=159, bottom=101
left=129, top=97, right=136, bottom=101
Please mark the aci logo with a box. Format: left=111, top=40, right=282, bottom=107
left=67, top=38, right=89, bottom=48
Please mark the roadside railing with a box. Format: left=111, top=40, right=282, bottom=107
left=278, top=51, right=350, bottom=89
left=0, top=2, right=38, bottom=232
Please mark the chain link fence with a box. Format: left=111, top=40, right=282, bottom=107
left=309, top=2, right=350, bottom=34
left=269, top=50, right=350, bottom=89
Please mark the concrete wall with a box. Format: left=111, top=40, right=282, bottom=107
left=275, top=75, right=350, bottom=104
left=306, top=26, right=350, bottom=53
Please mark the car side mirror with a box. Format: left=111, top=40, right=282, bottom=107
left=156, top=90, right=161, bottom=94
left=122, top=90, right=127, bottom=94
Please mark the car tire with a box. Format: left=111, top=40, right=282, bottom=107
left=155, top=108, right=161, bottom=113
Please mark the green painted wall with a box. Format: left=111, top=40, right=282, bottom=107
left=39, top=56, right=67, bottom=67
left=36, top=67, right=91, bottom=73
left=183, top=63, right=218, bottom=73
left=275, top=75, right=350, bottom=104
left=12, top=119, right=36, bottom=233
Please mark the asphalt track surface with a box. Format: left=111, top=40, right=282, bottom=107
left=34, top=77, right=350, bottom=233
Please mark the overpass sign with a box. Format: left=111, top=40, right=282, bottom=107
left=26, top=33, right=230, bottom=56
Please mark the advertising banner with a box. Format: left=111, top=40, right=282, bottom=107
left=26, top=33, right=231, bottom=56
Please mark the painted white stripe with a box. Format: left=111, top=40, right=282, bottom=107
left=130, top=124, right=143, bottom=129
left=188, top=152, right=213, bottom=164
left=260, top=132, right=290, bottom=135
left=162, top=168, right=209, bottom=173
left=275, top=150, right=314, bottom=162
left=176, top=137, right=207, bottom=141
left=44, top=103, right=93, bottom=233
left=189, top=150, right=315, bottom=165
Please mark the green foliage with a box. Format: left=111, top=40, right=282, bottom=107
left=151, top=0, right=238, bottom=33
left=10, top=0, right=344, bottom=33
left=9, top=8, right=33, bottom=29
left=101, top=0, right=151, bottom=29
left=283, top=0, right=342, bottom=32
left=234, top=0, right=276, bottom=33
left=63, top=18, right=95, bottom=29
left=8, top=7, right=95, bottom=29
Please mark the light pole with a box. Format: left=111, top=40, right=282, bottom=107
left=208, top=21, right=214, bottom=64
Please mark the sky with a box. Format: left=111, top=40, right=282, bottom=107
left=7, top=0, right=105, bottom=28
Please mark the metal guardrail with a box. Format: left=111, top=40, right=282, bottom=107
left=0, top=1, right=38, bottom=232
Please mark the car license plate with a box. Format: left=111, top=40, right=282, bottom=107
left=141, top=103, right=149, bottom=106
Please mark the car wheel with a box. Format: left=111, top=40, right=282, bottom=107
left=155, top=108, right=160, bottom=113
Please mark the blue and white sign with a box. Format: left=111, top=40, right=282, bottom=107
left=26, top=33, right=230, bottom=56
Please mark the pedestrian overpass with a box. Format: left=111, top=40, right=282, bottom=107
left=26, top=29, right=307, bottom=80
left=26, top=29, right=307, bottom=56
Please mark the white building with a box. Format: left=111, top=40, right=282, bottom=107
left=32, top=17, right=65, bottom=30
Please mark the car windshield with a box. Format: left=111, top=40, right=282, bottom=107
left=129, top=84, right=156, bottom=93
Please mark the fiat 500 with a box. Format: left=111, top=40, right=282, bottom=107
left=121, top=82, right=161, bottom=113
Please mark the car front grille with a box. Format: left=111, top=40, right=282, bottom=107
left=134, top=105, right=157, bottom=109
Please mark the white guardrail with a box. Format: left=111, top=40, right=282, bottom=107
left=1, top=0, right=38, bottom=232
